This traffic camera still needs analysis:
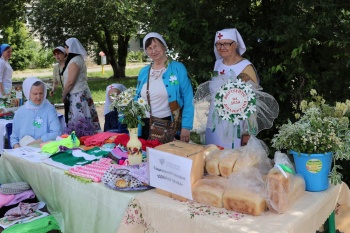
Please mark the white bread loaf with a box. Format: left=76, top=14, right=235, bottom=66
left=192, top=176, right=228, bottom=208
left=202, top=144, right=220, bottom=160
left=232, top=151, right=260, bottom=173
left=205, top=150, right=221, bottom=176
left=223, top=187, right=267, bottom=216
left=218, top=150, right=240, bottom=177
left=266, top=168, right=305, bottom=213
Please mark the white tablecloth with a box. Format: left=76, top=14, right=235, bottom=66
left=0, top=151, right=142, bottom=233
left=117, top=184, right=347, bottom=233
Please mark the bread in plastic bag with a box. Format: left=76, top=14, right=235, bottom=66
left=218, top=149, right=241, bottom=177
left=223, top=167, right=267, bottom=216
left=232, top=135, right=272, bottom=175
left=192, top=175, right=228, bottom=208
left=266, top=151, right=305, bottom=213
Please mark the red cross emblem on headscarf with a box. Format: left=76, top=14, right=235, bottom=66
left=217, top=33, right=223, bottom=40
left=220, top=69, right=225, bottom=75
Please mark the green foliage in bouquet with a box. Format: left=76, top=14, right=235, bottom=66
left=272, top=89, right=350, bottom=185
left=109, top=87, right=149, bottom=129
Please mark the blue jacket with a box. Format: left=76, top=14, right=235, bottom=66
left=136, top=60, right=194, bottom=130
left=10, top=102, right=62, bottom=147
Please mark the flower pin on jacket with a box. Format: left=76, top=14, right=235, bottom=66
left=169, top=73, right=179, bottom=85
left=33, top=117, right=43, bottom=128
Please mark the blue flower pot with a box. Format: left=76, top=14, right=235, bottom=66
left=290, top=150, right=332, bottom=192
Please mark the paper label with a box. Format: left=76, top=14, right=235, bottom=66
left=148, top=147, right=193, bottom=200
left=306, top=159, right=322, bottom=173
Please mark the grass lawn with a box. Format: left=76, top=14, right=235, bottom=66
left=47, top=67, right=140, bottom=104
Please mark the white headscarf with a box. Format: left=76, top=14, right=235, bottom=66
left=65, top=38, right=87, bottom=58
left=104, top=84, right=126, bottom=115
left=214, top=28, right=246, bottom=60
left=53, top=46, right=66, bottom=55
left=143, top=32, right=168, bottom=52
left=23, top=77, right=50, bottom=110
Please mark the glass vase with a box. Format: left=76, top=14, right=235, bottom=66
left=127, top=128, right=143, bottom=165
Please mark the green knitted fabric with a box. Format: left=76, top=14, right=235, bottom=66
left=50, top=147, right=109, bottom=166
left=2, top=215, right=60, bottom=233
left=42, top=132, right=80, bottom=154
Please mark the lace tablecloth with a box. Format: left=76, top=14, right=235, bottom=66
left=117, top=183, right=348, bottom=233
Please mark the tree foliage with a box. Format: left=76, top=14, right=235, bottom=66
left=29, top=0, right=147, bottom=77
left=0, top=0, right=27, bottom=28
left=144, top=0, right=350, bottom=134
left=0, top=23, right=34, bottom=70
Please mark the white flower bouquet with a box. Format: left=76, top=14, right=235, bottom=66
left=272, top=89, right=350, bottom=184
left=109, top=87, right=149, bottom=129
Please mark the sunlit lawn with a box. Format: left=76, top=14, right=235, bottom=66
left=44, top=67, right=141, bottom=104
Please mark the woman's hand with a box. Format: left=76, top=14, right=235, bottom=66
left=180, top=128, right=190, bottom=143
left=61, top=95, right=67, bottom=103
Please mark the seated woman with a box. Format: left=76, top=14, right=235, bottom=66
left=10, top=77, right=62, bottom=148
left=103, top=83, right=127, bottom=132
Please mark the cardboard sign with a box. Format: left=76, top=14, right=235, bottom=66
left=148, top=147, right=193, bottom=200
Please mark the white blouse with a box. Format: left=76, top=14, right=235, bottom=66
left=0, top=57, right=13, bottom=96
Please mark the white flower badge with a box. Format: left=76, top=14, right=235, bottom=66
left=33, top=116, right=43, bottom=128
left=169, top=73, right=179, bottom=85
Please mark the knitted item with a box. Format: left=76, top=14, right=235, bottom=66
left=65, top=158, right=113, bottom=183
left=0, top=182, right=31, bottom=195
left=0, top=193, right=15, bottom=208
left=83, top=132, right=118, bottom=147
left=41, top=132, right=80, bottom=154
left=2, top=215, right=60, bottom=233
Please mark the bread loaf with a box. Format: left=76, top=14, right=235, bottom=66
left=203, top=144, right=220, bottom=160
left=223, top=187, right=267, bottom=216
left=192, top=176, right=227, bottom=208
left=205, top=150, right=221, bottom=176
left=218, top=150, right=240, bottom=177
left=232, top=152, right=260, bottom=173
left=266, top=169, right=305, bottom=213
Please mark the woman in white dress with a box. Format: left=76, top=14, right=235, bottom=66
left=205, top=28, right=259, bottom=149
left=60, top=38, right=101, bottom=131
left=0, top=44, right=13, bottom=97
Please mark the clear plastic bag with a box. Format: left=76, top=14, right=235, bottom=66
left=266, top=151, right=305, bottom=213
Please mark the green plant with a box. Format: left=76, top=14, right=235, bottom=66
left=272, top=89, right=350, bottom=185
left=127, top=51, right=143, bottom=63
left=109, top=87, right=149, bottom=129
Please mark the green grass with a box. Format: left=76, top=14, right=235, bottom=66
left=48, top=67, right=141, bottom=104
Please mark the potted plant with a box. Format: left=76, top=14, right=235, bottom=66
left=272, top=89, right=350, bottom=191
left=109, top=87, right=149, bottom=165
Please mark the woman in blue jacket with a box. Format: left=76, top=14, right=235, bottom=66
left=135, top=32, right=194, bottom=142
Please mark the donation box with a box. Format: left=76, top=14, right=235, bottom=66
left=147, top=141, right=205, bottom=201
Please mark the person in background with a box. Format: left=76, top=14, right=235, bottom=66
left=103, top=83, right=128, bottom=132
left=205, top=28, right=259, bottom=148
left=49, top=46, right=66, bottom=97
left=135, top=32, right=194, bottom=142
left=0, top=44, right=13, bottom=97
left=60, top=37, right=101, bottom=131
left=11, top=77, right=62, bottom=148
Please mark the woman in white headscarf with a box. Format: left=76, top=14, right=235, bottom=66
left=205, top=28, right=259, bottom=149
left=10, top=77, right=62, bottom=148
left=0, top=44, right=13, bottom=97
left=135, top=32, right=194, bottom=143
left=103, top=83, right=127, bottom=132
left=60, top=38, right=100, bottom=131
left=49, top=46, right=66, bottom=97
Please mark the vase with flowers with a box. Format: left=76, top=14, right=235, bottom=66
left=272, top=89, right=350, bottom=191
left=109, top=87, right=149, bottom=165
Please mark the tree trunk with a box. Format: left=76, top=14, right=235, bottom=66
left=117, top=33, right=130, bottom=78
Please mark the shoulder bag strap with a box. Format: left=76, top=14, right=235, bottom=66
left=146, top=62, right=153, bottom=117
